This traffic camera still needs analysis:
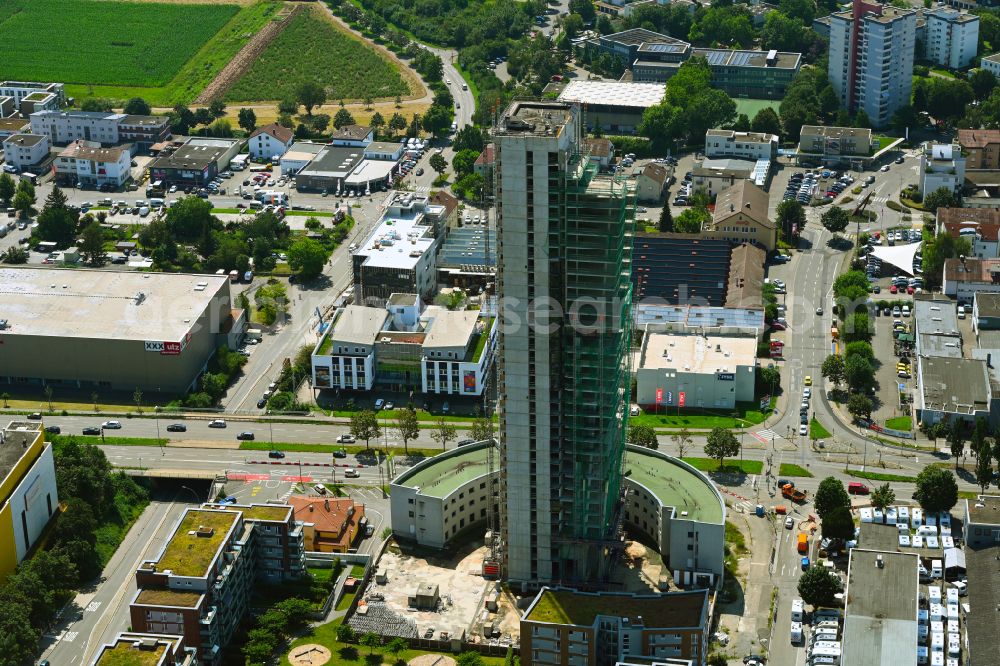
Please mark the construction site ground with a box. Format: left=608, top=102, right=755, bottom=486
left=365, top=541, right=520, bottom=644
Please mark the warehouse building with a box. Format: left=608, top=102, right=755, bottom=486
left=635, top=330, right=758, bottom=410
left=0, top=268, right=244, bottom=393
left=0, top=420, right=59, bottom=580
left=148, top=137, right=242, bottom=186
left=391, top=442, right=726, bottom=584
left=842, top=549, right=918, bottom=666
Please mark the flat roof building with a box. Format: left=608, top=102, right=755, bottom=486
left=521, top=586, right=711, bottom=666
left=798, top=125, right=875, bottom=162
left=914, top=298, right=961, bottom=358
left=131, top=504, right=304, bottom=665
left=0, top=421, right=59, bottom=580
left=391, top=442, right=726, bottom=584
left=916, top=355, right=992, bottom=425
left=351, top=192, right=439, bottom=303
left=635, top=331, right=757, bottom=410
left=294, top=144, right=364, bottom=192
left=842, top=549, right=919, bottom=666
left=149, top=138, right=242, bottom=186
left=704, top=129, right=778, bottom=161
left=436, top=226, right=496, bottom=291
left=0, top=268, right=244, bottom=392
left=557, top=80, right=666, bottom=133
left=963, top=495, right=1000, bottom=666
left=2, top=132, right=50, bottom=171
left=90, top=633, right=195, bottom=666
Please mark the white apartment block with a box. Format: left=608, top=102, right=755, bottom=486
left=829, top=2, right=916, bottom=128
left=920, top=142, right=966, bottom=196
left=248, top=123, right=293, bottom=160
left=2, top=133, right=49, bottom=171
left=982, top=53, right=1000, bottom=79
left=311, top=306, right=388, bottom=391
left=0, top=81, right=66, bottom=106
left=925, top=8, right=979, bottom=69
left=420, top=307, right=497, bottom=396
left=703, top=129, right=778, bottom=161
left=31, top=111, right=121, bottom=145
left=54, top=140, right=132, bottom=188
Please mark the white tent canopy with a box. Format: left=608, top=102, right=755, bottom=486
left=870, top=242, right=921, bottom=276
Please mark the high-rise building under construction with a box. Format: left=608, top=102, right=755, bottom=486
left=494, top=101, right=635, bottom=587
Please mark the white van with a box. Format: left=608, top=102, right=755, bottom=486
left=791, top=621, right=803, bottom=644
left=792, top=598, right=804, bottom=622
left=951, top=580, right=968, bottom=597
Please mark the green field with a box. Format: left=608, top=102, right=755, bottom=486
left=226, top=6, right=410, bottom=102
left=734, top=98, right=781, bottom=118
left=0, top=0, right=282, bottom=105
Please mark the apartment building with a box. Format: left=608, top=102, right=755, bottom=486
left=924, top=7, right=979, bottom=69
left=2, top=133, right=49, bottom=171
left=54, top=140, right=132, bottom=188
left=919, top=142, right=966, bottom=195
left=130, top=504, right=304, bottom=665
left=829, top=0, right=916, bottom=127
left=420, top=306, right=497, bottom=396
left=494, top=100, right=634, bottom=586
left=937, top=207, right=1000, bottom=258
left=703, top=180, right=776, bottom=250
left=959, top=128, right=1000, bottom=170
left=0, top=81, right=66, bottom=107
left=312, top=305, right=389, bottom=391
left=981, top=53, right=1000, bottom=78
left=703, top=130, right=778, bottom=161
left=248, top=123, right=294, bottom=160
left=30, top=110, right=169, bottom=148
left=521, top=587, right=710, bottom=666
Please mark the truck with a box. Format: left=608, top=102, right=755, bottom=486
left=782, top=483, right=807, bottom=503
left=229, top=270, right=239, bottom=283
left=797, top=532, right=809, bottom=554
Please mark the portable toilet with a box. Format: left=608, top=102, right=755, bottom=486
left=756, top=504, right=765, bottom=517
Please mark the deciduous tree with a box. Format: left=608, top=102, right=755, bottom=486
left=394, top=405, right=420, bottom=454
left=798, top=565, right=843, bottom=607
left=814, top=476, right=850, bottom=520
left=350, top=410, right=381, bottom=450
left=914, top=466, right=959, bottom=513
left=705, top=427, right=740, bottom=470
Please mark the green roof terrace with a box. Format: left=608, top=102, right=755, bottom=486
left=134, top=588, right=202, bottom=608
left=94, top=641, right=167, bottom=666
left=209, top=503, right=292, bottom=522
left=393, top=444, right=491, bottom=499
left=524, top=587, right=708, bottom=628
left=153, top=509, right=239, bottom=578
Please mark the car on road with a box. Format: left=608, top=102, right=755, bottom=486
left=803, top=388, right=811, bottom=399
left=804, top=375, right=812, bottom=386
left=257, top=398, right=267, bottom=409
left=365, top=524, right=375, bottom=537
left=416, top=168, right=424, bottom=176
left=848, top=482, right=870, bottom=495
left=801, top=556, right=811, bottom=570
left=785, top=516, right=795, bottom=529
left=237, top=431, right=255, bottom=440
left=268, top=450, right=285, bottom=459
left=27, top=412, right=42, bottom=420
left=44, top=425, right=61, bottom=434
left=799, top=424, right=808, bottom=435
left=102, top=420, right=122, bottom=429
left=880, top=164, right=890, bottom=172
left=895, top=156, right=905, bottom=164
left=333, top=449, right=348, bottom=458
left=815, top=307, right=823, bottom=315
left=336, top=434, right=356, bottom=443
left=82, top=427, right=101, bottom=435
left=344, top=468, right=360, bottom=478
left=166, top=424, right=187, bottom=432
left=208, top=419, right=227, bottom=428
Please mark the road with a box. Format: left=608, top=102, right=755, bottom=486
left=38, top=498, right=189, bottom=666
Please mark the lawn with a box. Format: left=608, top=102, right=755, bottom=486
left=875, top=136, right=898, bottom=151
left=733, top=98, right=780, bottom=118
left=810, top=418, right=832, bottom=440
left=280, top=619, right=506, bottom=666
left=885, top=416, right=913, bottom=431
left=778, top=463, right=814, bottom=478
left=630, top=402, right=769, bottom=430
left=226, top=5, right=411, bottom=102
left=49, top=434, right=169, bottom=448
left=681, top=457, right=763, bottom=474
left=846, top=470, right=917, bottom=482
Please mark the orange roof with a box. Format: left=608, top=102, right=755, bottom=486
left=251, top=122, right=293, bottom=144
left=288, top=496, right=364, bottom=547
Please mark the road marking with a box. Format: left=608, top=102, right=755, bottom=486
left=753, top=429, right=779, bottom=444
left=282, top=475, right=312, bottom=482
left=63, top=631, right=79, bottom=643
left=85, top=601, right=101, bottom=613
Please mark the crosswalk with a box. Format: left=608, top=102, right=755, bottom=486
left=734, top=500, right=756, bottom=513
left=752, top=429, right=779, bottom=444
left=412, top=185, right=431, bottom=193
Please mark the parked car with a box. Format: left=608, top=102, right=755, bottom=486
left=257, top=398, right=267, bottom=409
left=166, top=423, right=187, bottom=432
left=374, top=398, right=385, bottom=410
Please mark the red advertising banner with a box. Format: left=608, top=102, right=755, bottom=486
left=161, top=341, right=182, bottom=355
left=655, top=388, right=663, bottom=404
left=678, top=391, right=686, bottom=407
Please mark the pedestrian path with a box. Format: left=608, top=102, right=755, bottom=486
left=752, top=429, right=779, bottom=444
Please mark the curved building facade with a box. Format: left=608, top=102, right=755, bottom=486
left=390, top=443, right=725, bottom=584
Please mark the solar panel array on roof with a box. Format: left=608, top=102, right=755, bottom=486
left=632, top=236, right=731, bottom=305
left=641, top=43, right=686, bottom=53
